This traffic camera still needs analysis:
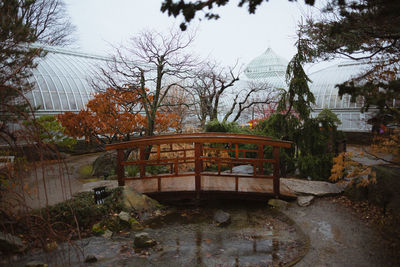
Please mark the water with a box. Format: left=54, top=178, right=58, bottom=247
left=10, top=200, right=308, bottom=266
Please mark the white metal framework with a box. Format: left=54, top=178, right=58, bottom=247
left=25, top=45, right=110, bottom=115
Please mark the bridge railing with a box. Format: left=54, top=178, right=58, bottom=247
left=105, top=133, right=292, bottom=197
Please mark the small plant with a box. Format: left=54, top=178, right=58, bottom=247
left=92, top=223, right=105, bottom=235
left=126, top=165, right=139, bottom=177
left=330, top=152, right=377, bottom=186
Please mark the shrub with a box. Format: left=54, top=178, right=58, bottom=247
left=204, top=119, right=246, bottom=133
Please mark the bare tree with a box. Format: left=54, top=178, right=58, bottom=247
left=96, top=29, right=198, bottom=137
left=160, top=85, right=192, bottom=133
left=187, top=62, right=280, bottom=127
left=187, top=61, right=240, bottom=128
left=0, top=0, right=75, bottom=145
left=223, top=80, right=282, bottom=123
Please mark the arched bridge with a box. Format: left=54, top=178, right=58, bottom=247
left=105, top=133, right=295, bottom=200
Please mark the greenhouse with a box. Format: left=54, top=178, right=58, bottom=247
left=308, top=62, right=374, bottom=132
left=26, top=45, right=374, bottom=132
left=25, top=45, right=110, bottom=115
left=235, top=48, right=374, bottom=132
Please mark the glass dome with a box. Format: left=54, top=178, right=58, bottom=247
left=242, top=47, right=288, bottom=89
left=25, top=45, right=110, bottom=115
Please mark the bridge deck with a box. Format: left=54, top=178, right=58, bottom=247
left=106, top=133, right=294, bottom=200
left=126, top=173, right=296, bottom=198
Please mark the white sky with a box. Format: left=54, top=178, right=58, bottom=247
left=65, top=0, right=315, bottom=68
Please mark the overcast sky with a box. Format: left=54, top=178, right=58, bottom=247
left=65, top=0, right=314, bottom=68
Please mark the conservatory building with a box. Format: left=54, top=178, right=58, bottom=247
left=26, top=45, right=374, bottom=132
left=232, top=48, right=374, bottom=132
left=25, top=45, right=110, bottom=116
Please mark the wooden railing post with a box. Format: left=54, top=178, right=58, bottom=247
left=117, top=149, right=125, bottom=186
left=273, top=146, right=280, bottom=198
left=194, top=142, right=203, bottom=194
left=139, top=145, right=145, bottom=177
left=258, top=145, right=264, bottom=175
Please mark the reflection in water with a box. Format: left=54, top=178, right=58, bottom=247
left=195, top=230, right=203, bottom=265
left=272, top=238, right=280, bottom=265
left=175, top=237, right=180, bottom=255
left=14, top=201, right=308, bottom=266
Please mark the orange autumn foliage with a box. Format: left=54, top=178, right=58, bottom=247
left=57, top=88, right=181, bottom=143
left=330, top=129, right=400, bottom=186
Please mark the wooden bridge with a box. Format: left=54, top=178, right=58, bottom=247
left=105, top=133, right=295, bottom=200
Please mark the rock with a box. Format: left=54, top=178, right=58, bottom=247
left=281, top=178, right=346, bottom=196
left=297, top=196, right=315, bottom=207
left=213, top=210, right=231, bottom=227
left=0, top=231, right=25, bottom=253
left=84, top=255, right=98, bottom=263
left=122, top=186, right=161, bottom=214
left=268, top=199, right=289, bottom=210
left=129, top=218, right=144, bottom=231
left=231, top=165, right=254, bottom=174
left=102, top=229, right=113, bottom=239
left=91, top=151, right=117, bottom=177
left=118, top=211, right=131, bottom=222
left=133, top=232, right=156, bottom=248
left=25, top=261, right=48, bottom=267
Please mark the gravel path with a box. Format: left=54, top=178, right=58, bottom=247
left=282, top=198, right=397, bottom=267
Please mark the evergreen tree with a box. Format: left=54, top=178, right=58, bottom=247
left=0, top=0, right=74, bottom=144
left=278, top=36, right=315, bottom=121
left=300, top=0, right=400, bottom=125
left=161, top=0, right=316, bottom=30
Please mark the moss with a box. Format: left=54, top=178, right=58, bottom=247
left=92, top=223, right=105, bottom=235
left=129, top=218, right=143, bottom=231
left=77, top=164, right=93, bottom=178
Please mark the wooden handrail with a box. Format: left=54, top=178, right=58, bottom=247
left=105, top=133, right=291, bottom=150
left=105, top=133, right=292, bottom=198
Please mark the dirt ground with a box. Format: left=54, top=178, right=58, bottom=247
left=3, top=152, right=103, bottom=210
left=282, top=198, right=399, bottom=267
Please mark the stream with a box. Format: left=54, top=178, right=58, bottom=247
left=11, top=200, right=309, bottom=267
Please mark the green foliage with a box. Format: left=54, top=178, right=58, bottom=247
left=126, top=165, right=139, bottom=177
left=91, top=223, right=105, bottom=235
left=41, top=187, right=125, bottom=232
left=254, top=114, right=299, bottom=176
left=278, top=37, right=315, bottom=120
left=317, top=108, right=341, bottom=127
left=254, top=110, right=343, bottom=180
left=204, top=119, right=247, bottom=133
left=24, top=115, right=76, bottom=148
left=146, top=164, right=169, bottom=175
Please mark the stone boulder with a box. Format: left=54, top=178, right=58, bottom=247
left=281, top=178, right=346, bottom=196
left=122, top=186, right=161, bottom=214
left=268, top=199, right=289, bottom=210
left=118, top=211, right=131, bottom=222
left=229, top=165, right=254, bottom=174
left=213, top=210, right=231, bottom=227
left=91, top=151, right=117, bottom=178
left=102, top=229, right=113, bottom=239
left=133, top=232, right=156, bottom=248
left=0, top=231, right=25, bottom=253
left=297, top=196, right=315, bottom=207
